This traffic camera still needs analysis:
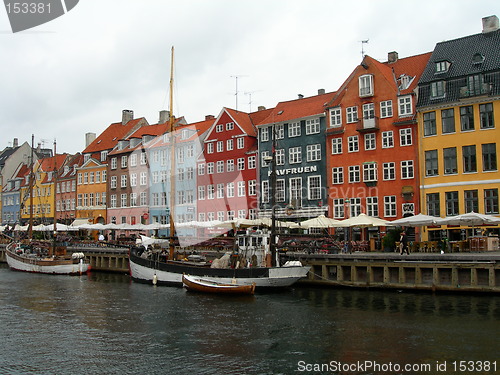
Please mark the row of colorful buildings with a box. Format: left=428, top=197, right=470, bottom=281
left=1, top=15, right=499, bottom=241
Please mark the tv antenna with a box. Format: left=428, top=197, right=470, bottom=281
left=230, top=75, right=248, bottom=111
left=244, top=90, right=262, bottom=112
left=360, top=39, right=369, bottom=57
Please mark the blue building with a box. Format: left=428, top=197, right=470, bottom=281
left=148, top=118, right=212, bottom=241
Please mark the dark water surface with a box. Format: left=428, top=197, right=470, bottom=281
left=0, top=264, right=498, bottom=375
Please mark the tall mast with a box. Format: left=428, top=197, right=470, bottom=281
left=269, top=125, right=277, bottom=267
left=168, top=46, right=176, bottom=260
left=52, top=139, right=57, bottom=255
left=28, top=134, right=34, bottom=241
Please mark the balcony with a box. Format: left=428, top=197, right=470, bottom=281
left=356, top=117, right=379, bottom=132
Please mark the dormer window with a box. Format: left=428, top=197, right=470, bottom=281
left=472, top=53, right=485, bottom=64
left=359, top=74, right=374, bottom=97
left=398, top=75, right=414, bottom=90
left=435, top=61, right=450, bottom=74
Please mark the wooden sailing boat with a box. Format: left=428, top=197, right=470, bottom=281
left=182, top=274, right=256, bottom=295
left=5, top=136, right=90, bottom=275
left=128, top=48, right=310, bottom=288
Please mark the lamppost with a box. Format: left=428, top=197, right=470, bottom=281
left=263, top=125, right=278, bottom=267
left=344, top=198, right=350, bottom=253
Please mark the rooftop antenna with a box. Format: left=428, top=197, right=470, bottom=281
left=360, top=39, right=369, bottom=57
left=230, top=75, right=248, bottom=111
left=244, top=90, right=262, bottom=112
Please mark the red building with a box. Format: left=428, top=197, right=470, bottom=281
left=325, top=52, right=431, bottom=227
left=196, top=107, right=270, bottom=223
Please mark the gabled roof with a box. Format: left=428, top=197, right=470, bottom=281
left=0, top=146, right=18, bottom=168
left=37, top=154, right=67, bottom=173
left=388, top=52, right=432, bottom=94
left=204, top=107, right=258, bottom=140
left=419, top=29, right=500, bottom=83
left=225, top=108, right=257, bottom=136
left=83, top=117, right=148, bottom=154
left=259, top=91, right=336, bottom=125
left=249, top=107, right=274, bottom=125
left=14, top=163, right=31, bottom=188
left=58, top=153, right=82, bottom=179
left=128, top=122, right=170, bottom=140
left=148, top=118, right=215, bottom=149
left=326, top=52, right=431, bottom=108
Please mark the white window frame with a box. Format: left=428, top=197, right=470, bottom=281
left=380, top=100, right=393, bottom=118
left=289, top=147, right=302, bottom=164
left=382, top=131, right=394, bottom=148
left=348, top=165, right=360, bottom=183
left=307, top=176, right=321, bottom=200
left=401, top=160, right=414, bottom=179
left=363, top=163, right=378, bottom=182
left=359, top=74, right=374, bottom=97
left=384, top=195, right=397, bottom=217
left=398, top=95, right=413, bottom=117
left=237, top=137, right=244, bottom=149
left=331, top=138, right=343, bottom=154
left=348, top=136, right=359, bottom=152
left=364, top=133, right=376, bottom=150
left=306, top=144, right=321, bottom=162
left=346, top=106, right=358, bottom=123
left=366, top=197, right=379, bottom=217
left=306, top=118, right=320, bottom=134
left=330, top=108, right=342, bottom=127
left=399, top=128, right=412, bottom=146
left=332, top=167, right=344, bottom=184
left=383, top=162, right=396, bottom=181
left=261, top=127, right=269, bottom=142
left=288, top=122, right=301, bottom=137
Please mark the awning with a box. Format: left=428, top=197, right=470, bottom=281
left=70, top=218, right=92, bottom=227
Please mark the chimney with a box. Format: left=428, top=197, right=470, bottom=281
left=205, top=115, right=215, bottom=121
left=257, top=106, right=266, bottom=111
left=388, top=51, right=398, bottom=63
left=482, top=15, right=499, bottom=33
left=298, top=94, right=304, bottom=99
left=159, top=110, right=170, bottom=124
left=122, top=109, right=134, bottom=125
left=85, top=133, right=96, bottom=148
left=13, top=138, right=18, bottom=147
left=318, top=89, right=325, bottom=95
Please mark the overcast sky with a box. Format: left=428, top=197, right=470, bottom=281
left=0, top=0, right=497, bottom=154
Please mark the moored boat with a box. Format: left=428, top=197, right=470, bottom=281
left=182, top=274, right=256, bottom=295
left=129, top=228, right=310, bottom=288
left=5, top=241, right=90, bottom=275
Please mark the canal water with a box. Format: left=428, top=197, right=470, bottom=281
left=0, top=264, right=498, bottom=375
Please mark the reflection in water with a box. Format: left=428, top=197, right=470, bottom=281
left=0, top=265, right=498, bottom=375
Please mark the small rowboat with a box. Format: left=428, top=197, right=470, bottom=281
left=182, top=274, right=256, bottom=295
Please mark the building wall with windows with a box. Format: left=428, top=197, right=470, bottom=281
left=78, top=113, right=148, bottom=225
left=257, top=91, right=335, bottom=219
left=417, top=18, right=500, bottom=240
left=196, top=108, right=260, bottom=224
left=55, top=154, right=81, bottom=225
left=325, top=52, right=430, bottom=222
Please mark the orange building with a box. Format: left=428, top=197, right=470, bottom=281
left=325, top=52, right=431, bottom=238
left=76, top=110, right=148, bottom=225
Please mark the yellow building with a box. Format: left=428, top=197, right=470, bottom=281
left=417, top=16, right=500, bottom=241
left=21, top=154, right=67, bottom=226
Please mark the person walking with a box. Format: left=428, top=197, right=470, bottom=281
left=399, top=231, right=410, bottom=255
